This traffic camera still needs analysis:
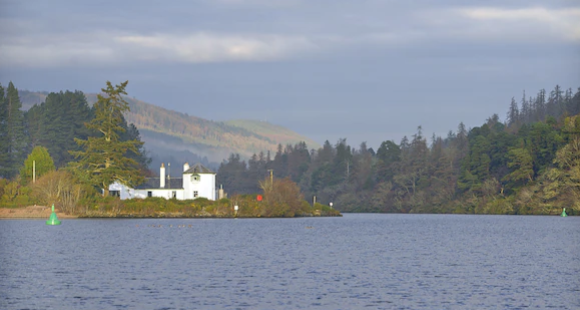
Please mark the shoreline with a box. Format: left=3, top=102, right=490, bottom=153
left=0, top=206, right=78, bottom=219
left=0, top=206, right=341, bottom=219
left=0, top=206, right=569, bottom=218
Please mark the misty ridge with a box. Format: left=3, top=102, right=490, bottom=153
left=16, top=88, right=319, bottom=171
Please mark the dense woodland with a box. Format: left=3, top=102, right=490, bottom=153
left=217, top=85, right=580, bottom=215
left=0, top=81, right=335, bottom=218
left=1, top=81, right=579, bottom=215
left=0, top=81, right=151, bottom=209
left=0, top=82, right=151, bottom=178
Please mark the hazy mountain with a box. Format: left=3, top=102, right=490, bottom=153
left=18, top=90, right=319, bottom=172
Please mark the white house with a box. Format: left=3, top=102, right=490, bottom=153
left=109, top=163, right=216, bottom=200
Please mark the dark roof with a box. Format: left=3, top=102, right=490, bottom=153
left=184, top=163, right=214, bottom=174
left=135, top=177, right=183, bottom=190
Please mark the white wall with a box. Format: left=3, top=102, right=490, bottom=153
left=109, top=181, right=135, bottom=200
left=134, top=189, right=185, bottom=200
left=196, top=173, right=215, bottom=200
left=109, top=182, right=186, bottom=200
left=183, top=173, right=191, bottom=199
left=109, top=172, right=215, bottom=201
left=183, top=173, right=216, bottom=200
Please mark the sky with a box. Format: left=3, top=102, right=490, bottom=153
left=1, top=0, right=579, bottom=150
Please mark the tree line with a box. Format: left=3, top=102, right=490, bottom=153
left=2, top=80, right=578, bottom=215
left=0, top=80, right=337, bottom=218
left=0, top=81, right=150, bottom=209
left=217, top=85, right=580, bottom=215
left=0, top=81, right=150, bottom=179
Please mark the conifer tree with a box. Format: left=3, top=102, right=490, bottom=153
left=503, top=148, right=533, bottom=185
left=24, top=103, right=44, bottom=148
left=28, top=90, right=92, bottom=167
left=507, top=97, right=520, bottom=127
left=0, top=83, right=6, bottom=176
left=70, top=81, right=144, bottom=196
left=0, top=82, right=27, bottom=178
left=120, top=119, right=151, bottom=174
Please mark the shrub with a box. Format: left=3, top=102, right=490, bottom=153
left=1, top=180, right=21, bottom=207
left=0, top=179, right=8, bottom=200
left=31, top=170, right=93, bottom=214
left=484, top=197, right=514, bottom=214
left=261, top=177, right=304, bottom=217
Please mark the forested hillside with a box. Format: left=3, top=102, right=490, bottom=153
left=86, top=94, right=319, bottom=161
left=1, top=83, right=150, bottom=179
left=18, top=90, right=318, bottom=170
left=5, top=82, right=579, bottom=215
left=217, top=85, right=580, bottom=215
left=0, top=81, right=332, bottom=217
left=0, top=81, right=152, bottom=209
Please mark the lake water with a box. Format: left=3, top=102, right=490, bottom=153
left=1, top=214, right=578, bottom=309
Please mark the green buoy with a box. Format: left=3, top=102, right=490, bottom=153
left=46, top=204, right=61, bottom=225
left=561, top=208, right=568, bottom=217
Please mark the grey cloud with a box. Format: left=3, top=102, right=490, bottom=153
left=2, top=1, right=579, bottom=68
left=1, top=0, right=579, bottom=150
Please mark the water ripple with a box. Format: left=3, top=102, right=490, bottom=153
left=1, top=214, right=579, bottom=309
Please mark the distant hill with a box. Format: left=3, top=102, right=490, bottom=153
left=19, top=90, right=319, bottom=172
left=224, top=120, right=314, bottom=146
left=19, top=90, right=48, bottom=110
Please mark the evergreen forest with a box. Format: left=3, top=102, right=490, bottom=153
left=0, top=82, right=151, bottom=178
left=0, top=81, right=151, bottom=209
left=0, top=80, right=336, bottom=218
left=217, top=85, right=580, bottom=215
left=1, top=80, right=579, bottom=216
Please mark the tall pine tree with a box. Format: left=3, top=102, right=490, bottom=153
left=0, top=82, right=27, bottom=178
left=25, top=90, right=92, bottom=168
left=0, top=83, right=6, bottom=177
left=70, top=81, right=144, bottom=196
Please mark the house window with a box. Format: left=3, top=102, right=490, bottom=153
left=147, top=191, right=152, bottom=197
left=194, top=191, right=198, bottom=198
left=191, top=175, right=199, bottom=182
left=110, top=190, right=120, bottom=197
left=172, top=191, right=177, bottom=198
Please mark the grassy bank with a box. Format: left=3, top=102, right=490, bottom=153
left=0, top=196, right=341, bottom=219
left=77, top=196, right=341, bottom=218
left=0, top=205, right=78, bottom=219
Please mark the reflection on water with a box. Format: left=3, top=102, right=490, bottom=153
left=1, top=214, right=579, bottom=309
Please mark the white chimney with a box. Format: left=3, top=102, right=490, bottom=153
left=184, top=162, right=190, bottom=172
left=160, top=163, right=166, bottom=188
left=218, top=184, right=224, bottom=200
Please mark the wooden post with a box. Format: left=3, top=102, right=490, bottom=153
left=267, top=169, right=274, bottom=189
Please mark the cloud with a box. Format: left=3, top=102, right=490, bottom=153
left=0, top=31, right=319, bottom=68
left=208, top=0, right=301, bottom=7
left=457, top=6, right=578, bottom=22
left=0, top=32, right=117, bottom=68
left=115, top=33, right=317, bottom=63
left=451, top=6, right=580, bottom=42
left=1, top=3, right=579, bottom=68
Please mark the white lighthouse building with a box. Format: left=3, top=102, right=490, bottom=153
left=108, top=163, right=216, bottom=200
